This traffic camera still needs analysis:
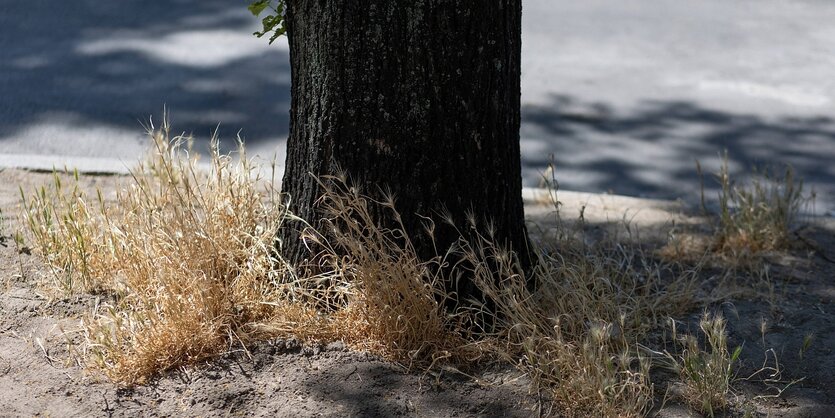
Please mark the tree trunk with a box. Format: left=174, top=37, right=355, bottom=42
left=279, top=0, right=531, bottom=300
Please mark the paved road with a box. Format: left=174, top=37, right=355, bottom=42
left=3, top=1, right=834, bottom=213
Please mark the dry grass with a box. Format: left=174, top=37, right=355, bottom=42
left=21, top=169, right=109, bottom=293
left=304, top=176, right=703, bottom=416
left=470, top=224, right=700, bottom=416
left=23, top=120, right=744, bottom=416
left=22, top=117, right=305, bottom=383
left=704, top=154, right=807, bottom=260
left=287, top=175, right=473, bottom=365
left=662, top=154, right=808, bottom=267
left=666, top=313, right=741, bottom=417
left=21, top=117, right=466, bottom=383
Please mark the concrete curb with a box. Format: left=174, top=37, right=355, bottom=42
left=0, top=153, right=133, bottom=175
left=521, top=187, right=681, bottom=209
left=0, top=153, right=684, bottom=214
left=522, top=186, right=691, bottom=227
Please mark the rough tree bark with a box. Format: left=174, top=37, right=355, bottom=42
left=279, top=0, right=531, bottom=299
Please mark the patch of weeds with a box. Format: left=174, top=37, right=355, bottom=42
left=666, top=312, right=741, bottom=417
left=20, top=169, right=104, bottom=293
left=704, top=153, right=808, bottom=261
left=663, top=153, right=810, bottom=273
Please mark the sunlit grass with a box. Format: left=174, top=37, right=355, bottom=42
left=22, top=120, right=775, bottom=417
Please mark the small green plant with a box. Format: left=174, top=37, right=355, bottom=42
left=799, top=332, right=814, bottom=360
left=670, top=312, right=741, bottom=417
left=20, top=169, right=104, bottom=293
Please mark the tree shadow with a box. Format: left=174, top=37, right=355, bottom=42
left=300, top=360, right=529, bottom=417
left=520, top=94, right=835, bottom=212
left=0, top=0, right=290, bottom=158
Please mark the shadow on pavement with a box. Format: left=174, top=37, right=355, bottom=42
left=4, top=3, right=833, bottom=214
left=521, top=94, right=835, bottom=212
left=0, top=0, right=290, bottom=158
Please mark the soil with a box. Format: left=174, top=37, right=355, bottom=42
left=2, top=168, right=834, bottom=417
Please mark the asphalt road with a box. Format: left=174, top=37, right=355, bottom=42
left=2, top=1, right=834, bottom=213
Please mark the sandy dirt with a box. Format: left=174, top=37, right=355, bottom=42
left=2, top=168, right=834, bottom=417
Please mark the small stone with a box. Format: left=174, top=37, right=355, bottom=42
left=325, top=341, right=345, bottom=352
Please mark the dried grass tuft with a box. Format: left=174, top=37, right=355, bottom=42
left=705, top=153, right=807, bottom=261
left=472, top=230, right=699, bottom=416
left=23, top=116, right=297, bottom=384
left=299, top=176, right=472, bottom=365
left=666, top=312, right=741, bottom=417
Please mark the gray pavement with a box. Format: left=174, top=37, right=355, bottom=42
left=2, top=1, right=834, bottom=213
left=1, top=0, right=289, bottom=165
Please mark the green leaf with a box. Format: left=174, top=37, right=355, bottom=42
left=248, top=0, right=286, bottom=43
left=248, top=0, right=270, bottom=16
left=730, top=346, right=742, bottom=363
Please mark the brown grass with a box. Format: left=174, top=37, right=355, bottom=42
left=23, top=119, right=741, bottom=416
left=471, top=227, right=699, bottom=416
left=290, top=175, right=473, bottom=365
left=705, top=153, right=807, bottom=260
left=661, top=154, right=809, bottom=277
left=306, top=175, right=703, bottom=416
left=22, top=117, right=304, bottom=383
